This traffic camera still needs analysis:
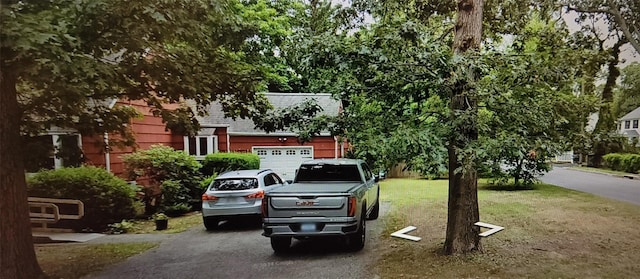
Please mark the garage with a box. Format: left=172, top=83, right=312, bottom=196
left=252, top=146, right=313, bottom=181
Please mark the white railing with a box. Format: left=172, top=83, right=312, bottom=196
left=29, top=197, right=84, bottom=232
left=554, top=151, right=574, bottom=163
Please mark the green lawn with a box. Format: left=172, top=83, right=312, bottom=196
left=374, top=178, right=640, bottom=278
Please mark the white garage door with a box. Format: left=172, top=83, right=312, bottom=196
left=253, top=147, right=313, bottom=181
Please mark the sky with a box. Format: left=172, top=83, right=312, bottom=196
left=330, top=1, right=638, bottom=68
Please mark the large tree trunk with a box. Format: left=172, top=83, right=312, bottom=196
left=443, top=0, right=484, bottom=255
left=592, top=39, right=625, bottom=167
left=0, top=71, right=45, bottom=278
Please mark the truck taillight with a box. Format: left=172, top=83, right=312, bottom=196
left=261, top=197, right=269, bottom=218
left=347, top=196, right=357, bottom=217
left=202, top=193, right=218, bottom=201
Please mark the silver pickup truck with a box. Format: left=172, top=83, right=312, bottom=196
left=261, top=159, right=380, bottom=252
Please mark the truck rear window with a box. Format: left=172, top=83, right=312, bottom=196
left=295, top=164, right=362, bottom=182
left=210, top=178, right=258, bottom=191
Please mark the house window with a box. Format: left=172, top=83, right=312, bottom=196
left=301, top=149, right=311, bottom=155
left=24, top=134, right=83, bottom=172
left=625, top=121, right=631, bottom=129
left=286, top=150, right=296, bottom=155
left=272, top=150, right=282, bottom=156
left=184, top=136, right=218, bottom=157
left=633, top=120, right=638, bottom=129
left=256, top=150, right=267, bottom=156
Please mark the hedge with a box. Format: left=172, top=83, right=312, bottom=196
left=27, top=166, right=137, bottom=231
left=603, top=153, right=640, bottom=173
left=201, top=153, right=260, bottom=175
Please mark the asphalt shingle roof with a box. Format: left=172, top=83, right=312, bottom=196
left=620, top=106, right=640, bottom=121
left=197, top=93, right=340, bottom=135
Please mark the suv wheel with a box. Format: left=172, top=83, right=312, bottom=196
left=203, top=216, right=220, bottom=231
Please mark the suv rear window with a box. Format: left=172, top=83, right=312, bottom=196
left=295, top=164, right=362, bottom=182
left=210, top=178, right=258, bottom=191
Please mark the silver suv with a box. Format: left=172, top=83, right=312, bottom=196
left=201, top=169, right=286, bottom=230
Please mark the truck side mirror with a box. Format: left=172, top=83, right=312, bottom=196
left=374, top=175, right=379, bottom=182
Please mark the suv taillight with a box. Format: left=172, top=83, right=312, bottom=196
left=261, top=197, right=269, bottom=218
left=347, top=196, right=357, bottom=217
left=246, top=190, right=264, bottom=199
left=202, top=193, right=218, bottom=201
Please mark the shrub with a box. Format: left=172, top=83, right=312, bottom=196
left=107, top=220, right=136, bottom=234
left=603, top=153, right=623, bottom=171
left=200, top=174, right=218, bottom=191
left=201, top=153, right=260, bottom=175
left=122, top=145, right=203, bottom=215
left=27, top=166, right=136, bottom=231
left=160, top=179, right=191, bottom=216
left=603, top=153, right=640, bottom=173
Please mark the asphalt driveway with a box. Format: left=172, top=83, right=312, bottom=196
left=83, top=203, right=389, bottom=279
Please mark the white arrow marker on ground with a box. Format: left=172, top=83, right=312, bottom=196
left=475, top=222, right=504, bottom=237
left=391, top=226, right=421, bottom=241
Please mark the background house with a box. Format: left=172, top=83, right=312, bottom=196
left=25, top=92, right=345, bottom=181
left=24, top=99, right=182, bottom=178
left=192, top=93, right=345, bottom=180
left=617, top=106, right=640, bottom=143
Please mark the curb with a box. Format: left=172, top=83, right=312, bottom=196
left=566, top=167, right=640, bottom=180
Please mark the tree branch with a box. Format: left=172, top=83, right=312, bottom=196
left=566, top=4, right=640, bottom=54
left=607, top=3, right=640, bottom=55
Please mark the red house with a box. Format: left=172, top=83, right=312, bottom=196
left=26, top=93, right=345, bottom=181
left=191, top=93, right=346, bottom=180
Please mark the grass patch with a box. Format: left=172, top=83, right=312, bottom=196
left=375, top=178, right=640, bottom=278
left=36, top=242, right=157, bottom=279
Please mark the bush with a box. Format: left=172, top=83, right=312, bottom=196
left=160, top=179, right=191, bottom=216
left=603, top=153, right=640, bottom=173
left=122, top=145, right=202, bottom=215
left=200, top=174, right=218, bottom=191
left=27, top=166, right=136, bottom=231
left=201, top=153, right=260, bottom=175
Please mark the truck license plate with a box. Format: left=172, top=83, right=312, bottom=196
left=300, top=223, right=315, bottom=232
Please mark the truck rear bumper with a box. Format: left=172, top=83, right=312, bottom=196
left=262, top=220, right=359, bottom=237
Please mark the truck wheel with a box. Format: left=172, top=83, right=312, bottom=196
left=348, top=214, right=366, bottom=251
left=270, top=237, right=291, bottom=253
left=368, top=197, right=380, bottom=220
left=203, top=216, right=219, bottom=231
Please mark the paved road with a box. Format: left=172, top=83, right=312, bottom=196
left=83, top=204, right=389, bottom=279
left=539, top=166, right=640, bottom=206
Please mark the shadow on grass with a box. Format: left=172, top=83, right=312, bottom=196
left=479, top=184, right=536, bottom=191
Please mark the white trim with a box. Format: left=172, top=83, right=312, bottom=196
left=201, top=124, right=230, bottom=128
left=104, top=133, right=111, bottom=172
left=52, top=135, right=62, bottom=169
left=228, top=132, right=333, bottom=137
left=184, top=135, right=218, bottom=159
left=226, top=133, right=230, bottom=153
left=230, top=132, right=299, bottom=136
left=252, top=146, right=314, bottom=151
